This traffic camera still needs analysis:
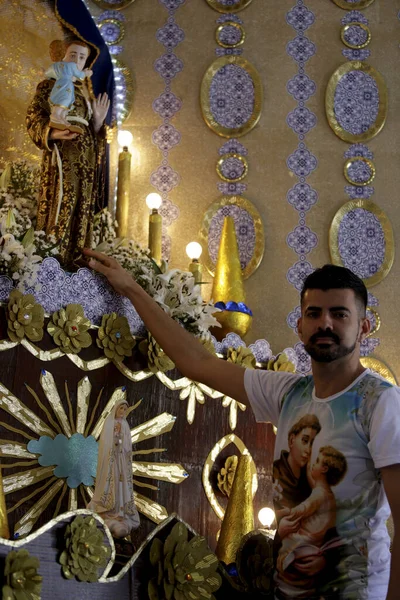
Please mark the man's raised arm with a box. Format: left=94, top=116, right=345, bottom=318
left=84, top=248, right=249, bottom=405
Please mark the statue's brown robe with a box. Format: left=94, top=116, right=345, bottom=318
left=26, top=79, right=105, bottom=266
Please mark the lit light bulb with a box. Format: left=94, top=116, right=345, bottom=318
left=146, top=193, right=162, bottom=211
left=117, top=130, right=133, bottom=148
left=258, top=507, right=275, bottom=528
left=186, top=242, right=202, bottom=261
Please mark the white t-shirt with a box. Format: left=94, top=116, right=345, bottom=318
left=244, top=368, right=400, bottom=600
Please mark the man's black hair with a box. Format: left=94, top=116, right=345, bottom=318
left=300, top=265, right=368, bottom=314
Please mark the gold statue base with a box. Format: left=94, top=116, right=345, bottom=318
left=212, top=310, right=252, bottom=341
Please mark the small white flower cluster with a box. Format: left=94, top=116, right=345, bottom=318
left=0, top=161, right=57, bottom=289
left=99, top=238, right=219, bottom=336
left=92, top=208, right=119, bottom=248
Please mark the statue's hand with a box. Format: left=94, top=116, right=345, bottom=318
left=92, top=93, right=110, bottom=132
left=49, top=129, right=79, bottom=140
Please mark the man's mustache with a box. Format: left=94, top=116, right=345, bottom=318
left=310, top=330, right=340, bottom=344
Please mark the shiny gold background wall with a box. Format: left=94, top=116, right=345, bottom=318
left=1, top=1, right=400, bottom=380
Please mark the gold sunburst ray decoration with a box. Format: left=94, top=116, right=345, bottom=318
left=0, top=373, right=187, bottom=537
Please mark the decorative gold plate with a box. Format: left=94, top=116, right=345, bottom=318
left=331, top=0, right=375, bottom=9
left=216, top=153, right=248, bottom=182
left=329, top=200, right=394, bottom=288
left=200, top=56, right=263, bottom=138
left=216, top=22, right=246, bottom=48
left=340, top=23, right=371, bottom=49
left=205, top=0, right=253, bottom=14
left=360, top=357, right=397, bottom=386
left=326, top=61, right=387, bottom=143
left=199, top=195, right=264, bottom=280
left=91, top=0, right=135, bottom=8
left=344, top=157, right=375, bottom=186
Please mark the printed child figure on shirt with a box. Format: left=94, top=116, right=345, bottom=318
left=277, top=445, right=348, bottom=574
left=45, top=60, right=92, bottom=134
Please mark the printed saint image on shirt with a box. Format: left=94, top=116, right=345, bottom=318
left=273, top=414, right=347, bottom=598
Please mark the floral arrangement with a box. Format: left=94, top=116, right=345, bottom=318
left=0, top=160, right=219, bottom=338
left=0, top=160, right=57, bottom=288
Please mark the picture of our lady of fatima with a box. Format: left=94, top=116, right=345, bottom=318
left=272, top=375, right=392, bottom=600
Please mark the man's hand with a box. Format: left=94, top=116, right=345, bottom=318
left=83, top=248, right=135, bottom=297
left=49, top=129, right=78, bottom=140
left=92, top=93, right=110, bottom=133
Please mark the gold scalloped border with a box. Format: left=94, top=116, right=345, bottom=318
left=325, top=61, right=387, bottom=143
left=329, top=200, right=394, bottom=288
left=199, top=195, right=264, bottom=280
left=200, top=56, right=263, bottom=138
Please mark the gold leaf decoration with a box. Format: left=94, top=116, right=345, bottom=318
left=59, top=515, right=110, bottom=582
left=96, top=312, right=135, bottom=362
left=2, top=549, right=42, bottom=600
left=148, top=522, right=222, bottom=600
left=47, top=304, right=92, bottom=354
left=7, top=290, right=44, bottom=343
left=226, top=346, right=256, bottom=369
left=217, top=455, right=238, bottom=497
left=139, top=333, right=175, bottom=374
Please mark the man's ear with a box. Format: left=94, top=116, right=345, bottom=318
left=297, top=317, right=303, bottom=341
left=359, top=316, right=371, bottom=342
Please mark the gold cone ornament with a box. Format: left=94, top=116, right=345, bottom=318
left=0, top=468, right=10, bottom=539
left=211, top=216, right=252, bottom=340
left=215, top=453, right=254, bottom=565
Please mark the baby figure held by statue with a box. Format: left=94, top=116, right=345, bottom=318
left=45, top=42, right=93, bottom=135
left=88, top=400, right=140, bottom=538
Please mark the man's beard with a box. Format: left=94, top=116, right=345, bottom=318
left=304, top=330, right=357, bottom=363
